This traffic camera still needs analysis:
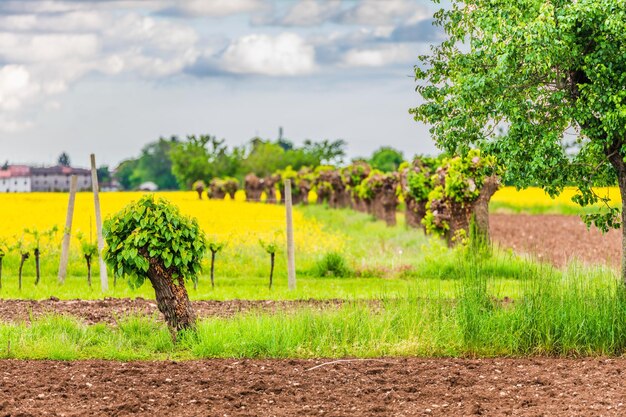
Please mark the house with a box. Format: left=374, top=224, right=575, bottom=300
left=30, top=166, right=91, bottom=192
left=0, top=165, right=31, bottom=192
left=0, top=165, right=92, bottom=192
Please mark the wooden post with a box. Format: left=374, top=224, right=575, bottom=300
left=91, top=154, right=109, bottom=292
left=58, top=175, right=78, bottom=284
left=285, top=179, right=296, bottom=290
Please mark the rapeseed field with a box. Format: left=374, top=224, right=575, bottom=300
left=0, top=191, right=344, bottom=253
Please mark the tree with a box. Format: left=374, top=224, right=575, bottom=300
left=369, top=147, right=404, bottom=173
left=97, top=166, right=112, bottom=185
left=303, top=139, right=347, bottom=165
left=132, top=137, right=179, bottom=190
left=171, top=135, right=239, bottom=189
left=103, top=195, right=206, bottom=338
left=114, top=159, right=140, bottom=190
left=58, top=152, right=71, bottom=167
left=411, top=0, right=626, bottom=280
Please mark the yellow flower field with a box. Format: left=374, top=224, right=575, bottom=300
left=0, top=191, right=344, bottom=253
left=492, top=186, right=621, bottom=208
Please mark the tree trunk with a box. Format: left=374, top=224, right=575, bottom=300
left=145, top=255, right=196, bottom=338
left=18, top=253, right=29, bottom=291
left=85, top=255, right=92, bottom=288
left=210, top=250, right=216, bottom=289
left=472, top=175, right=501, bottom=244
left=0, top=256, right=3, bottom=290
left=34, top=248, right=40, bottom=285
left=269, top=252, right=275, bottom=289
left=446, top=202, right=472, bottom=247
left=607, top=144, right=626, bottom=283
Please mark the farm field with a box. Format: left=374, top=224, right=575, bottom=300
left=0, top=190, right=623, bottom=416
left=2, top=358, right=624, bottom=416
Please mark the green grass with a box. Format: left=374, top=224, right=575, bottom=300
left=0, top=205, right=551, bottom=300
left=1, top=266, right=624, bottom=359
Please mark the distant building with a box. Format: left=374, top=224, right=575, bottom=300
left=0, top=165, right=31, bottom=192
left=30, top=166, right=91, bottom=192
left=0, top=165, right=92, bottom=192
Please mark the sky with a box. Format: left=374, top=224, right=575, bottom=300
left=0, top=0, right=447, bottom=168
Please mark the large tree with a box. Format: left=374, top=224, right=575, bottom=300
left=411, top=0, right=626, bottom=280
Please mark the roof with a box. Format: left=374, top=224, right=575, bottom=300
left=30, top=166, right=91, bottom=176
left=0, top=165, right=91, bottom=178
left=0, top=165, right=31, bottom=178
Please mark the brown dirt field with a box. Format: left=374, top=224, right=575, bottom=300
left=490, top=213, right=621, bottom=269
left=0, top=298, right=357, bottom=324
left=1, top=358, right=625, bottom=416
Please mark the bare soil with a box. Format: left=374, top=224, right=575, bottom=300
left=490, top=213, right=620, bottom=269
left=1, top=357, right=625, bottom=416
left=0, top=298, right=354, bottom=324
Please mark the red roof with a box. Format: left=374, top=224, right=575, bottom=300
left=0, top=165, right=30, bottom=178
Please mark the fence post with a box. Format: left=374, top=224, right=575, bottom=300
left=58, top=175, right=78, bottom=284
left=91, top=154, right=109, bottom=292
left=285, top=179, right=296, bottom=290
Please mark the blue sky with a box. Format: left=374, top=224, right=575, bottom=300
left=0, top=0, right=446, bottom=168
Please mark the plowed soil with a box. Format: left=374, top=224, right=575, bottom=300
left=490, top=213, right=620, bottom=269
left=0, top=298, right=352, bottom=324
left=1, top=358, right=625, bottom=416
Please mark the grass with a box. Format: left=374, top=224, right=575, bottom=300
left=0, top=204, right=549, bottom=300
left=1, top=266, right=624, bottom=360
left=2, top=199, right=625, bottom=359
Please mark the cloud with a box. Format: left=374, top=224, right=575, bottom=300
left=260, top=0, right=430, bottom=27
left=0, top=65, right=40, bottom=111
left=220, top=33, right=316, bottom=76
left=0, top=33, right=100, bottom=63
left=260, top=0, right=341, bottom=26
left=390, top=19, right=445, bottom=43
left=340, top=44, right=416, bottom=68
left=158, top=0, right=264, bottom=17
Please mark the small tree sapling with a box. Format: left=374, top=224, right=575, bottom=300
left=259, top=239, right=279, bottom=289
left=203, top=240, right=225, bottom=290
left=0, top=238, right=6, bottom=290
left=11, top=237, right=30, bottom=291
left=24, top=226, right=58, bottom=285
left=76, top=232, right=98, bottom=288
left=103, top=195, right=206, bottom=338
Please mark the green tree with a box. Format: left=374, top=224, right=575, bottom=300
left=369, top=147, right=404, bottom=172
left=303, top=139, right=347, bottom=165
left=132, top=137, right=179, bottom=190
left=57, top=152, right=71, bottom=167
left=113, top=159, right=140, bottom=190
left=103, top=195, right=206, bottom=337
left=171, top=135, right=239, bottom=189
left=411, top=0, right=626, bottom=279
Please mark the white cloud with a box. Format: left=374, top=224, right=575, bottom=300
left=341, top=44, right=415, bottom=67
left=164, top=0, right=263, bottom=17
left=337, top=0, right=427, bottom=26
left=221, top=33, right=316, bottom=76
left=273, top=0, right=341, bottom=26
left=0, top=33, right=100, bottom=63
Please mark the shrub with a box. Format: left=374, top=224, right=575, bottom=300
left=314, top=252, right=351, bottom=278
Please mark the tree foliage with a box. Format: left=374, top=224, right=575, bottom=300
left=369, top=147, right=405, bottom=173
left=411, top=0, right=626, bottom=233
left=103, top=195, right=206, bottom=288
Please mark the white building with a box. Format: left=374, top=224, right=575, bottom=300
left=0, top=165, right=32, bottom=192
left=0, top=165, right=92, bottom=192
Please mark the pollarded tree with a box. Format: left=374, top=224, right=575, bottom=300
left=422, top=150, right=499, bottom=246
left=399, top=156, right=440, bottom=229
left=103, top=195, right=206, bottom=337
left=411, top=0, right=626, bottom=278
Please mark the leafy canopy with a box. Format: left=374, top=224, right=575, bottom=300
left=103, top=195, right=206, bottom=288
left=411, top=0, right=626, bottom=230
